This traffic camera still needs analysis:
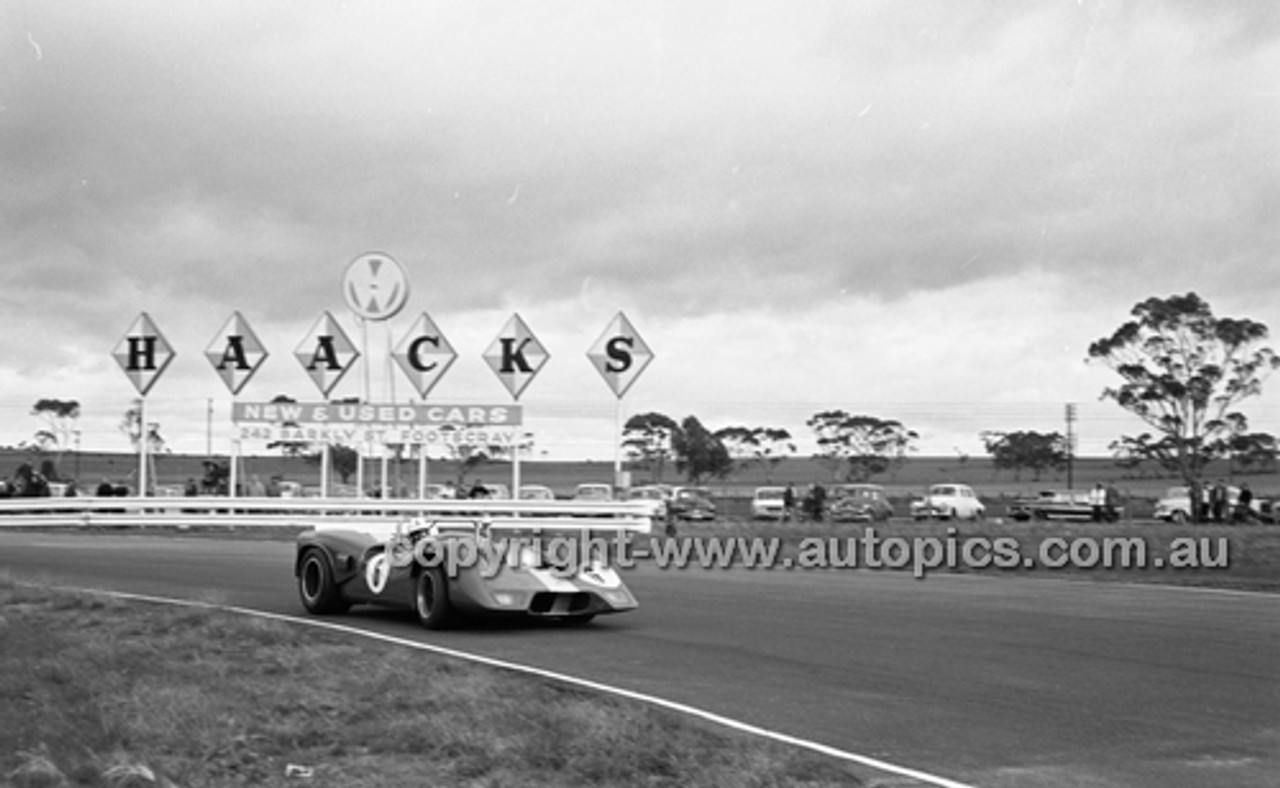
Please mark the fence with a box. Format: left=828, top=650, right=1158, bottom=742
left=0, top=496, right=657, bottom=532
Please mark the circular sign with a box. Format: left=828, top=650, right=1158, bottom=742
left=343, top=252, right=410, bottom=321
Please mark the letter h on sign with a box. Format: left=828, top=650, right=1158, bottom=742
left=112, top=312, right=176, bottom=396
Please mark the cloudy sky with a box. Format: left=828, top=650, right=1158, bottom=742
left=2, top=1, right=1278, bottom=465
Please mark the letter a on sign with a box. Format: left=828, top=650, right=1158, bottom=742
left=587, top=311, right=654, bottom=398
left=294, top=311, right=360, bottom=397
left=482, top=313, right=549, bottom=400
left=204, top=311, right=269, bottom=395
left=112, top=312, right=175, bottom=396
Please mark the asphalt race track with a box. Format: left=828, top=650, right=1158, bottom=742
left=1, top=531, right=1277, bottom=788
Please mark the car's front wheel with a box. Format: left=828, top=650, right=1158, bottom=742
left=298, top=549, right=349, bottom=615
left=414, top=566, right=456, bottom=630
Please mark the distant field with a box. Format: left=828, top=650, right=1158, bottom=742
left=8, top=448, right=1275, bottom=505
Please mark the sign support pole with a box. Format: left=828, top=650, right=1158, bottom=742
left=320, top=443, right=330, bottom=497
left=418, top=444, right=428, bottom=501
left=513, top=429, right=521, bottom=500
left=230, top=438, right=240, bottom=498
left=138, top=397, right=149, bottom=497
left=356, top=441, right=365, bottom=498
left=614, top=397, right=623, bottom=489
left=380, top=448, right=390, bottom=500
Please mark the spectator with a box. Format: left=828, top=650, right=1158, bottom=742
left=1235, top=484, right=1254, bottom=523
left=812, top=483, right=827, bottom=522
left=1210, top=480, right=1228, bottom=523
left=1104, top=483, right=1121, bottom=522
left=13, top=463, right=49, bottom=498
left=783, top=483, right=796, bottom=522
left=1089, top=482, right=1106, bottom=522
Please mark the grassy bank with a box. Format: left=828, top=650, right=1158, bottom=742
left=0, top=577, right=864, bottom=788
left=676, top=518, right=1280, bottom=592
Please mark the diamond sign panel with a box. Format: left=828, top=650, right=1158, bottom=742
left=294, top=311, right=360, bottom=397
left=587, top=311, right=654, bottom=398
left=205, top=311, right=269, bottom=396
left=483, top=313, right=549, bottom=401
left=112, top=312, right=175, bottom=396
left=392, top=312, right=457, bottom=399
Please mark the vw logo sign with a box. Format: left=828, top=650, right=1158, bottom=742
left=343, top=252, right=410, bottom=322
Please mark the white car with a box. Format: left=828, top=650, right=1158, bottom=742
left=911, top=484, right=985, bottom=521
left=518, top=484, right=556, bottom=501
left=751, top=486, right=788, bottom=520
left=1153, top=485, right=1259, bottom=522
left=627, top=485, right=672, bottom=518
left=573, top=483, right=614, bottom=502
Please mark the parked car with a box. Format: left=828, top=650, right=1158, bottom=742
left=1007, top=490, right=1098, bottom=521
left=463, top=482, right=509, bottom=499
left=827, top=484, right=894, bottom=522
left=518, top=484, right=555, bottom=501
left=910, top=484, right=985, bottom=521
left=1257, top=497, right=1278, bottom=524
left=751, top=486, right=788, bottom=520
left=573, top=483, right=614, bottom=502
left=421, top=483, right=455, bottom=500
left=1152, top=485, right=1260, bottom=522
left=627, top=485, right=672, bottom=518
left=669, top=486, right=716, bottom=521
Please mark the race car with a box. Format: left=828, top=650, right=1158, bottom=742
left=295, top=499, right=654, bottom=629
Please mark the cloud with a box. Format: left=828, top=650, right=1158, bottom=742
left=2, top=1, right=1278, bottom=461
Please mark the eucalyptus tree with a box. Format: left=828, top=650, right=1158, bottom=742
left=806, top=410, right=918, bottom=482
left=1088, top=292, right=1278, bottom=492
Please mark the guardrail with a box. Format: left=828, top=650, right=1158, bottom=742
left=0, top=496, right=657, bottom=532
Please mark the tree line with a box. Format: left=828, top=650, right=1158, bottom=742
left=624, top=293, right=1279, bottom=489
left=14, top=293, right=1280, bottom=500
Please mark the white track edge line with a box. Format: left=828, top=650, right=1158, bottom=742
left=40, top=584, right=979, bottom=788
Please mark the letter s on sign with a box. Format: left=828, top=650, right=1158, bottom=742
left=605, top=336, right=634, bottom=373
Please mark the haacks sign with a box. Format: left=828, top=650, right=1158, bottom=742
left=111, top=254, right=655, bottom=446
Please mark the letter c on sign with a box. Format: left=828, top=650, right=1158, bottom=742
left=407, top=335, right=440, bottom=371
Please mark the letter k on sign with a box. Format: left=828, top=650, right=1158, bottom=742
left=483, top=313, right=549, bottom=400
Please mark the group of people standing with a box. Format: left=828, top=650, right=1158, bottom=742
left=1087, top=482, right=1123, bottom=522
left=781, top=482, right=827, bottom=522
left=1191, top=479, right=1254, bottom=523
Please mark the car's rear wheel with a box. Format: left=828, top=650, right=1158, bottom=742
left=1171, top=509, right=1188, bottom=524
left=414, top=566, right=456, bottom=630
left=298, top=549, right=349, bottom=615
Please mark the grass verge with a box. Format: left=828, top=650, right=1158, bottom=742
left=0, top=576, right=864, bottom=788
left=677, top=519, right=1280, bottom=592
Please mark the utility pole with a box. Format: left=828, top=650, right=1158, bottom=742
left=1065, top=402, right=1076, bottom=490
